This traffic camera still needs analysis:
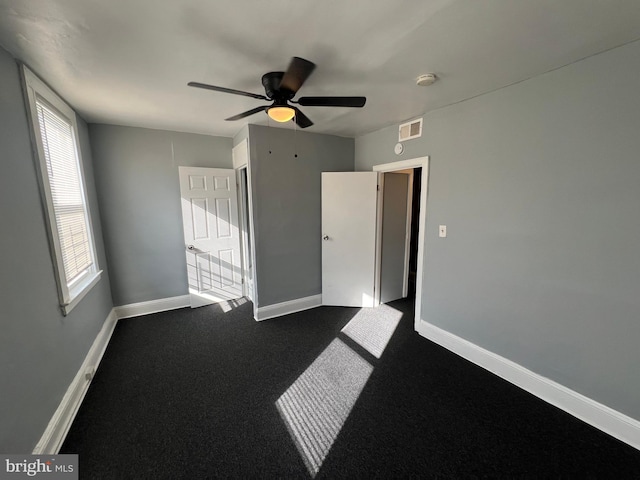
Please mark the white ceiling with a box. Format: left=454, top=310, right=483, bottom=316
left=1, top=0, right=640, bottom=138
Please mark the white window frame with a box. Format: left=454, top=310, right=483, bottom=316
left=22, top=65, right=102, bottom=315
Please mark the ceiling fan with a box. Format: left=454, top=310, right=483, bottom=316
left=188, top=57, right=366, bottom=128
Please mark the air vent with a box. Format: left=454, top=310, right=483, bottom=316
left=398, top=118, right=423, bottom=141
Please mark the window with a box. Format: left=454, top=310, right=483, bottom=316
left=22, top=66, right=101, bottom=315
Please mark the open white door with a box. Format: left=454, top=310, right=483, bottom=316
left=322, top=172, right=378, bottom=307
left=179, top=167, right=243, bottom=308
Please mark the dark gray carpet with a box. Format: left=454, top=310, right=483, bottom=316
left=61, top=297, right=640, bottom=478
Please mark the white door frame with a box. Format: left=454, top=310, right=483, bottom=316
left=236, top=166, right=253, bottom=300
left=232, top=139, right=259, bottom=312
left=373, top=156, right=429, bottom=329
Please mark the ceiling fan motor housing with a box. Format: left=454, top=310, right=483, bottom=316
left=262, top=72, right=292, bottom=100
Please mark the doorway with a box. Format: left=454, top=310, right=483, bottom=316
left=232, top=139, right=257, bottom=308
left=237, top=166, right=254, bottom=301
left=378, top=168, right=421, bottom=302
left=373, top=157, right=429, bottom=329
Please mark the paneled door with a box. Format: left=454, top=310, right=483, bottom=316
left=179, top=167, right=243, bottom=307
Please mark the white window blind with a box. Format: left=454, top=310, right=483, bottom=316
left=35, top=99, right=94, bottom=285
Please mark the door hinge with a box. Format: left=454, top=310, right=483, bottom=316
left=377, top=184, right=380, bottom=191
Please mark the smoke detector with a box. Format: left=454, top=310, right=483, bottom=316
left=416, top=74, right=437, bottom=86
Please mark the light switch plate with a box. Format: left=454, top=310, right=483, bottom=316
left=439, top=225, right=447, bottom=237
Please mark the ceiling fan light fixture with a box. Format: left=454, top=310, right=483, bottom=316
left=267, top=106, right=295, bottom=122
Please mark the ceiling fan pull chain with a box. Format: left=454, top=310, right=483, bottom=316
left=294, top=113, right=298, bottom=158
left=268, top=117, right=272, bottom=154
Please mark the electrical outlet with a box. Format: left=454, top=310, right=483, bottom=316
left=439, top=225, right=447, bottom=238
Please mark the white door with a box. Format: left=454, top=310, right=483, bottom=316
left=322, top=172, right=378, bottom=307
left=379, top=172, right=410, bottom=303
left=179, top=167, right=243, bottom=308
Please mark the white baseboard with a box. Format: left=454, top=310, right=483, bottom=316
left=33, top=309, right=118, bottom=454
left=255, top=294, right=323, bottom=321
left=114, top=294, right=190, bottom=319
left=417, top=320, right=640, bottom=451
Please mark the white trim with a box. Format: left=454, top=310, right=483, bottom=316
left=244, top=144, right=259, bottom=311
left=235, top=164, right=255, bottom=303
left=373, top=172, right=383, bottom=306
left=373, top=157, right=429, bottom=173
left=232, top=138, right=249, bottom=169
left=33, top=309, right=118, bottom=454
left=114, top=295, right=190, bottom=319
left=255, top=294, right=323, bottom=321
left=372, top=156, right=429, bottom=327
left=417, top=320, right=640, bottom=451
left=62, top=270, right=102, bottom=315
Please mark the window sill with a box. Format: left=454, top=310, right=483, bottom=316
left=62, top=270, right=103, bottom=316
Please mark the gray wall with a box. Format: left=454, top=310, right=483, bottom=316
left=0, top=47, right=114, bottom=452
left=248, top=125, right=354, bottom=306
left=355, top=39, right=640, bottom=420
left=233, top=124, right=249, bottom=148
left=89, top=125, right=233, bottom=306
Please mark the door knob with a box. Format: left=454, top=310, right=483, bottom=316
left=187, top=245, right=195, bottom=250
left=323, top=235, right=329, bottom=241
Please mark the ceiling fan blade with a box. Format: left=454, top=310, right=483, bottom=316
left=225, top=105, right=268, bottom=121
left=293, top=107, right=313, bottom=128
left=279, top=57, right=316, bottom=94
left=188, top=82, right=268, bottom=100
left=298, top=96, right=367, bottom=107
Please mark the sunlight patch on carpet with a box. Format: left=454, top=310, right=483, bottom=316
left=341, top=304, right=402, bottom=358
left=219, top=296, right=248, bottom=312
left=277, top=305, right=402, bottom=476
left=277, top=338, right=372, bottom=476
